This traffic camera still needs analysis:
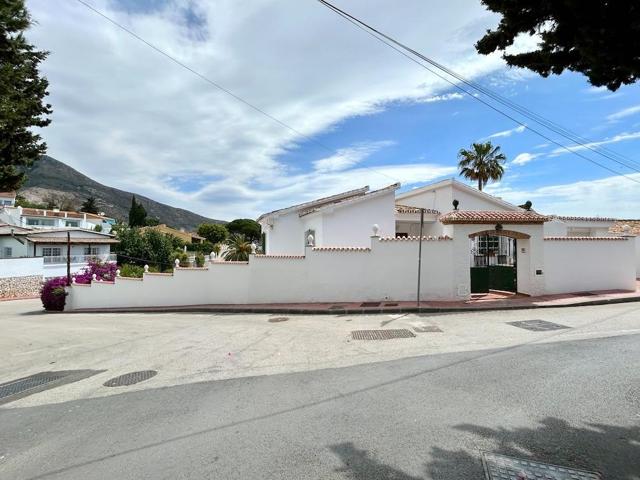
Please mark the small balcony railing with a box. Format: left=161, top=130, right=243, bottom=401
left=42, top=253, right=117, bottom=265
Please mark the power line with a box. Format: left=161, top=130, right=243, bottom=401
left=73, top=0, right=399, bottom=183
left=317, top=0, right=640, bottom=183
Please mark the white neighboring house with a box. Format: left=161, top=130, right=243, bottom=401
left=0, top=225, right=118, bottom=278
left=0, top=191, right=16, bottom=207
left=258, top=183, right=399, bottom=255
left=0, top=205, right=115, bottom=233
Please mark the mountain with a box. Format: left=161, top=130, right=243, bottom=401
left=19, top=156, right=224, bottom=231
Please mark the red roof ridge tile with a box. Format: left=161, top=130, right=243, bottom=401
left=544, top=236, right=628, bottom=241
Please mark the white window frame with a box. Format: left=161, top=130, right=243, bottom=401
left=42, top=247, right=62, bottom=257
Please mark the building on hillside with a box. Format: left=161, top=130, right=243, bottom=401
left=140, top=224, right=205, bottom=244
left=258, top=183, right=399, bottom=255
left=0, top=191, right=16, bottom=207
left=0, top=205, right=115, bottom=233
left=0, top=225, right=118, bottom=280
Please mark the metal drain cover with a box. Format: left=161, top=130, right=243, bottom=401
left=507, top=320, right=570, bottom=332
left=360, top=302, right=381, bottom=307
left=103, top=370, right=157, bottom=387
left=413, top=325, right=442, bottom=333
left=0, top=370, right=102, bottom=405
left=351, top=329, right=415, bottom=340
left=482, top=453, right=600, bottom=479
left=268, top=316, right=289, bottom=323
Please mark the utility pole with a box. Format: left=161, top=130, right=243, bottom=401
left=416, top=208, right=425, bottom=307
left=66, top=231, right=71, bottom=284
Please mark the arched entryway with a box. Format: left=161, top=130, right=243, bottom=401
left=469, top=230, right=530, bottom=294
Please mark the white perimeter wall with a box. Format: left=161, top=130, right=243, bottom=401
left=67, top=236, right=455, bottom=310
left=0, top=257, right=43, bottom=278
left=544, top=238, right=636, bottom=294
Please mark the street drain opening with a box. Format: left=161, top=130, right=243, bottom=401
left=0, top=370, right=102, bottom=405
left=360, top=302, right=381, bottom=307
left=507, top=320, right=570, bottom=332
left=103, top=370, right=157, bottom=387
left=268, top=317, right=289, bottom=323
left=351, top=329, right=415, bottom=340
left=482, top=452, right=601, bottom=479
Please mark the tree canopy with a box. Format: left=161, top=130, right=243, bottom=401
left=197, top=223, right=228, bottom=244
left=226, top=219, right=261, bottom=241
left=475, top=0, right=640, bottom=91
left=0, top=0, right=52, bottom=190
left=80, top=196, right=99, bottom=214
left=128, top=195, right=147, bottom=227
left=457, top=142, right=506, bottom=191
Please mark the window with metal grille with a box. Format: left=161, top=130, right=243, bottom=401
left=42, top=247, right=61, bottom=257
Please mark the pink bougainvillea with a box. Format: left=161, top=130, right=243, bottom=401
left=41, top=277, right=69, bottom=311
left=73, top=260, right=118, bottom=284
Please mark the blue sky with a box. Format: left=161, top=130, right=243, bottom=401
left=27, top=0, right=640, bottom=220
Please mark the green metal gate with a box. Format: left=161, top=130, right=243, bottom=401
left=470, top=236, right=517, bottom=293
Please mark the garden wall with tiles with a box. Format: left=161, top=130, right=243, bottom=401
left=66, top=235, right=456, bottom=310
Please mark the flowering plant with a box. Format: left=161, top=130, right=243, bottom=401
left=41, top=277, right=69, bottom=311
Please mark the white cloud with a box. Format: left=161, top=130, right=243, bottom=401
left=26, top=0, right=509, bottom=219
left=486, top=124, right=526, bottom=139
left=485, top=173, right=640, bottom=218
left=607, top=105, right=640, bottom=122
left=549, top=131, right=640, bottom=156
left=511, top=152, right=539, bottom=166
left=312, top=141, right=395, bottom=173
left=418, top=92, right=465, bottom=103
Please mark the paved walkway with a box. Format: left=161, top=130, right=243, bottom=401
left=72, top=281, right=640, bottom=314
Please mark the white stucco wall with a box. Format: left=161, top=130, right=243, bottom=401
left=543, top=238, right=636, bottom=293
left=0, top=257, right=43, bottom=278
left=263, top=191, right=396, bottom=255
left=0, top=237, right=29, bottom=257
left=66, top=236, right=456, bottom=310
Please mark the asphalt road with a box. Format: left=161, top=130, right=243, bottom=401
left=1, top=330, right=639, bottom=479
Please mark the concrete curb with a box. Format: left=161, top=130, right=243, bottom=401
left=65, top=295, right=640, bottom=315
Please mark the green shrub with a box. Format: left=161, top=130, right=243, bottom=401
left=195, top=253, right=205, bottom=267
left=119, top=263, right=144, bottom=278
left=172, top=250, right=189, bottom=267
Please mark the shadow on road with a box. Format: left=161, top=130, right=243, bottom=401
left=330, top=418, right=640, bottom=479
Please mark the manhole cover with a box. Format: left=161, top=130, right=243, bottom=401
left=360, top=302, right=381, bottom=307
left=351, top=329, right=415, bottom=340
left=482, top=453, right=600, bottom=479
left=507, top=320, right=570, bottom=332
left=103, top=370, right=157, bottom=387
left=268, top=317, right=289, bottom=323
left=413, top=325, right=442, bottom=333
left=0, top=370, right=102, bottom=405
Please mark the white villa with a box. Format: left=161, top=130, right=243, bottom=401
left=64, top=177, right=638, bottom=311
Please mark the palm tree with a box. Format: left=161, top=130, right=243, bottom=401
left=223, top=234, right=252, bottom=262
left=457, top=142, right=506, bottom=191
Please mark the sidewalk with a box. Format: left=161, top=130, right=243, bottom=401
left=71, top=280, right=640, bottom=314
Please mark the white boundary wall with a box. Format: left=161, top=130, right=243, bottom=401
left=0, top=257, right=43, bottom=278
left=543, top=237, right=636, bottom=294
left=66, top=236, right=455, bottom=310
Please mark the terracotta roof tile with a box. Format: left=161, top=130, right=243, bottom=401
left=395, top=205, right=440, bottom=215
left=543, top=236, right=628, bottom=241
left=439, top=210, right=548, bottom=224
left=379, top=235, right=452, bottom=241
left=254, top=254, right=306, bottom=259
left=312, top=246, right=371, bottom=252
left=551, top=215, right=617, bottom=222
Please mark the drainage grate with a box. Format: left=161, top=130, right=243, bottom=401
left=0, top=370, right=102, bottom=405
left=329, top=305, right=347, bottom=310
left=507, top=320, right=570, bottom=332
left=482, top=453, right=600, bottom=480
left=360, top=302, right=381, bottom=307
left=384, top=303, right=399, bottom=307
left=413, top=325, right=443, bottom=333
left=351, top=329, right=415, bottom=340
left=268, top=316, right=289, bottom=323
left=103, top=370, right=157, bottom=387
